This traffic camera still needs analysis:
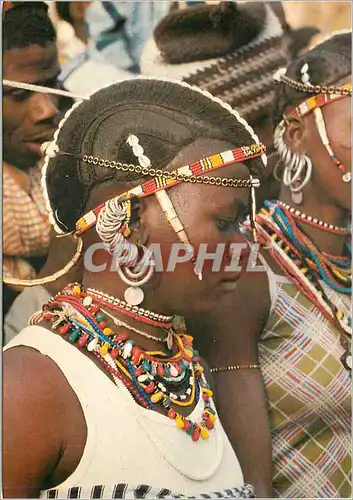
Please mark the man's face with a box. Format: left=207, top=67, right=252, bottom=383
left=3, top=42, right=60, bottom=170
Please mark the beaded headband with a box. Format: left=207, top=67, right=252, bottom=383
left=69, top=144, right=265, bottom=236
left=273, top=67, right=351, bottom=183
left=273, top=69, right=352, bottom=119
left=288, top=84, right=352, bottom=119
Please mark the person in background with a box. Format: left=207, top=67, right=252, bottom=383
left=141, top=1, right=318, bottom=207
left=188, top=32, right=351, bottom=498
left=2, top=1, right=61, bottom=314
left=85, top=1, right=170, bottom=74
left=50, top=2, right=132, bottom=97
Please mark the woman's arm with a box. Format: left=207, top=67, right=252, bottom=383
left=3, top=347, right=67, bottom=498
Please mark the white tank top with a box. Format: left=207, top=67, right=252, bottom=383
left=5, top=327, right=253, bottom=499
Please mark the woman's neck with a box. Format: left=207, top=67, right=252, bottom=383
left=278, top=188, right=350, bottom=256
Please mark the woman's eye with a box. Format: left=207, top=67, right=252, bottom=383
left=10, top=90, right=31, bottom=102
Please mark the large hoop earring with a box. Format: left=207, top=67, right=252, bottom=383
left=117, top=246, right=155, bottom=306
left=274, top=121, right=313, bottom=205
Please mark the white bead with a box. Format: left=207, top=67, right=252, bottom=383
left=138, top=374, right=150, bottom=382
left=180, top=395, right=187, bottom=401
left=307, top=216, right=312, bottom=221
left=133, top=144, right=144, bottom=156
left=83, top=296, right=93, bottom=307
left=301, top=63, right=309, bottom=74
left=123, top=342, right=133, bottom=359
left=169, top=365, right=178, bottom=377
left=186, top=388, right=192, bottom=395
left=313, top=219, right=318, bottom=223
left=87, top=338, right=98, bottom=352
left=342, top=172, right=351, bottom=183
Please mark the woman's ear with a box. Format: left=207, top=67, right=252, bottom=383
left=128, top=198, right=150, bottom=246
left=284, top=116, right=307, bottom=154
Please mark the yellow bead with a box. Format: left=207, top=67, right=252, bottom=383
left=175, top=414, right=185, bottom=429
left=207, top=412, right=216, bottom=423
left=337, top=310, right=344, bottom=319
left=103, top=327, right=113, bottom=336
left=202, top=388, right=213, bottom=397
left=200, top=426, right=209, bottom=440
left=72, top=285, right=81, bottom=295
left=100, top=342, right=109, bottom=355
left=151, top=391, right=163, bottom=403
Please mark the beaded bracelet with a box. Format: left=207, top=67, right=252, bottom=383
left=210, top=364, right=260, bottom=373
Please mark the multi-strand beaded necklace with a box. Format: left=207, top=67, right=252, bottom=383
left=30, top=284, right=216, bottom=442
left=254, top=201, right=351, bottom=372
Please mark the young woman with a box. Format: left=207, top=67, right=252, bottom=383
left=3, top=77, right=266, bottom=499
left=190, top=32, right=351, bottom=498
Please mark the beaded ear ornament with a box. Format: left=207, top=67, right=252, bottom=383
left=274, top=67, right=352, bottom=186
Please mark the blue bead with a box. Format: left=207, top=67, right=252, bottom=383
left=143, top=359, right=150, bottom=371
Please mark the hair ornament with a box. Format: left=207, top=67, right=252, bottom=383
left=300, top=62, right=311, bottom=86
left=273, top=67, right=287, bottom=82
left=127, top=134, right=152, bottom=169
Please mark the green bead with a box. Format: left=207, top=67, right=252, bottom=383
left=96, top=313, right=104, bottom=322
left=69, top=329, right=81, bottom=343
left=143, top=359, right=150, bottom=371
left=187, top=426, right=194, bottom=435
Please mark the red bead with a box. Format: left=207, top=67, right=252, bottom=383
left=90, top=305, right=100, bottom=314
left=59, top=323, right=70, bottom=335
left=98, top=321, right=107, bottom=329
left=202, top=393, right=209, bottom=401
left=338, top=165, right=345, bottom=172
left=206, top=419, right=214, bottom=430
left=157, top=364, right=165, bottom=376
left=145, top=382, right=155, bottom=394
left=43, top=312, right=52, bottom=321
left=192, top=426, right=200, bottom=442
left=132, top=346, right=142, bottom=364
left=193, top=356, right=201, bottom=363
left=184, top=419, right=192, bottom=432
left=168, top=408, right=176, bottom=419
left=78, top=333, right=89, bottom=347
left=135, top=366, right=144, bottom=377
left=110, top=347, right=119, bottom=359
left=117, top=332, right=128, bottom=342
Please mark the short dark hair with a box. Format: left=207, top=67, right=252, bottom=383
left=273, top=32, right=351, bottom=127
left=45, top=79, right=264, bottom=233
left=55, top=2, right=72, bottom=25
left=3, top=2, right=56, bottom=51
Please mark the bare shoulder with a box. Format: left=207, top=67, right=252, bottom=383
left=3, top=346, right=84, bottom=497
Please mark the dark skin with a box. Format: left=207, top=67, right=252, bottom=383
left=187, top=75, right=352, bottom=498
left=3, top=138, right=255, bottom=498
left=3, top=42, right=60, bottom=171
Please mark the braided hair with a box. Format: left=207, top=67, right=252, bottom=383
left=273, top=32, right=351, bottom=127
left=3, top=2, right=56, bottom=51
left=141, top=2, right=312, bottom=125
left=44, top=78, right=264, bottom=234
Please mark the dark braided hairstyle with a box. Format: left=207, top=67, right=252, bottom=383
left=3, top=2, right=56, bottom=51
left=273, top=32, right=351, bottom=128
left=141, top=2, right=316, bottom=125
left=44, top=78, right=264, bottom=234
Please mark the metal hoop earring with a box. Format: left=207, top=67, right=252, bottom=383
left=117, top=246, right=155, bottom=306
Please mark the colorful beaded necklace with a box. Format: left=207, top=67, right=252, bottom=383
left=253, top=201, right=351, bottom=372
left=31, top=284, right=216, bottom=441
